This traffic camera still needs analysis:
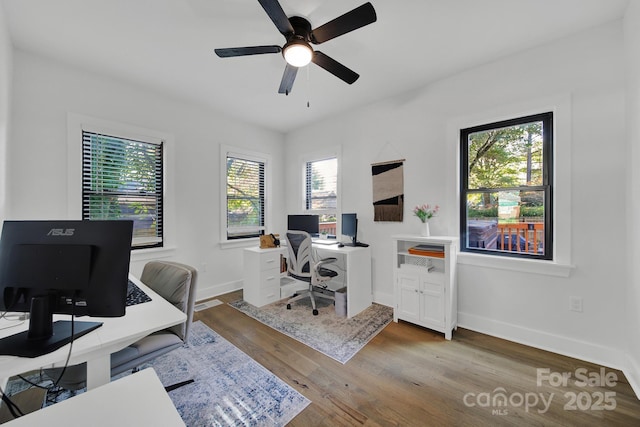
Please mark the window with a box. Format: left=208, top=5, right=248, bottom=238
left=460, top=112, right=553, bottom=260
left=305, top=157, right=338, bottom=235
left=82, top=130, right=163, bottom=249
left=225, top=152, right=266, bottom=240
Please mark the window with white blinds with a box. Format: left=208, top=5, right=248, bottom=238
left=82, top=130, right=163, bottom=249
left=305, top=157, right=337, bottom=211
left=226, top=155, right=265, bottom=239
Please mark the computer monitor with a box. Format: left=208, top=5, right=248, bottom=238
left=341, top=213, right=368, bottom=247
left=287, top=214, right=319, bottom=236
left=0, top=220, right=133, bottom=357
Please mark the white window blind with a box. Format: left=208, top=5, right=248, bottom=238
left=305, top=158, right=337, bottom=210
left=82, top=130, right=163, bottom=249
left=226, top=155, right=265, bottom=239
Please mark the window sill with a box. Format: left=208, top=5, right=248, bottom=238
left=457, top=252, right=574, bottom=277
left=131, top=246, right=177, bottom=262
left=219, top=238, right=260, bottom=250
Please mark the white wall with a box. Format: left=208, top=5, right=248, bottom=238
left=0, top=4, right=11, bottom=223
left=8, top=50, right=286, bottom=300
left=624, top=1, right=640, bottom=395
left=285, top=21, right=629, bottom=371
left=5, top=4, right=637, bottom=394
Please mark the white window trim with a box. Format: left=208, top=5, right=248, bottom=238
left=67, top=113, right=176, bottom=259
left=446, top=95, right=574, bottom=277
left=219, top=144, right=271, bottom=249
left=299, top=146, right=342, bottom=217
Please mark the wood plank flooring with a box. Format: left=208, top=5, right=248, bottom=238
left=194, top=291, right=640, bottom=426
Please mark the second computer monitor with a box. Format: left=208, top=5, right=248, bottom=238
left=287, top=214, right=319, bottom=236
left=342, top=213, right=358, bottom=245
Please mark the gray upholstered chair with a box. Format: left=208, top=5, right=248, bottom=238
left=285, top=230, right=337, bottom=316
left=44, top=261, right=197, bottom=390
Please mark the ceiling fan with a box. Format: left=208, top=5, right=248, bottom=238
left=214, top=0, right=377, bottom=95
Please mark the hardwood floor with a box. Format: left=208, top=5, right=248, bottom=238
left=194, top=291, right=640, bottom=426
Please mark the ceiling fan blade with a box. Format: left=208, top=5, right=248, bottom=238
left=258, top=0, right=294, bottom=36
left=215, top=45, right=281, bottom=57
left=312, top=51, right=359, bottom=84
left=278, top=64, right=298, bottom=95
left=310, top=2, right=377, bottom=44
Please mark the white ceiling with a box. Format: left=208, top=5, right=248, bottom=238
left=2, top=0, right=630, bottom=133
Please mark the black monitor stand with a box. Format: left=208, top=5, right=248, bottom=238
left=0, top=295, right=103, bottom=358
left=343, top=236, right=369, bottom=247
left=0, top=320, right=103, bottom=358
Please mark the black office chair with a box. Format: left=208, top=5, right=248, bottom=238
left=285, top=230, right=337, bottom=316
left=43, top=261, right=197, bottom=391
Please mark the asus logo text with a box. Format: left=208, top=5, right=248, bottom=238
left=47, top=228, right=75, bottom=236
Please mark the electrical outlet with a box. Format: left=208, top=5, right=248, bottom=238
left=569, top=296, right=583, bottom=313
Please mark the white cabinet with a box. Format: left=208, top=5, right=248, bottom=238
left=243, top=247, right=284, bottom=307
left=392, top=235, right=458, bottom=340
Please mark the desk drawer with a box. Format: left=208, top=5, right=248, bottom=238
left=260, top=268, right=281, bottom=289
left=260, top=252, right=281, bottom=271
left=260, top=284, right=281, bottom=305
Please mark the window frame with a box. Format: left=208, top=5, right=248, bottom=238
left=300, top=148, right=341, bottom=235
left=220, top=145, right=271, bottom=245
left=460, top=112, right=554, bottom=260
left=81, top=130, right=164, bottom=249
left=304, top=157, right=338, bottom=213
left=67, top=114, right=175, bottom=256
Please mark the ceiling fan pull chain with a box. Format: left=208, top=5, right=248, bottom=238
left=306, top=65, right=311, bottom=108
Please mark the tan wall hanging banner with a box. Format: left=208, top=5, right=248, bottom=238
left=371, top=159, right=405, bottom=222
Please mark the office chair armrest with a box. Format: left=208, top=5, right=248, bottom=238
left=316, top=257, right=337, bottom=268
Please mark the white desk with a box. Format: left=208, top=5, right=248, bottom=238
left=243, top=243, right=372, bottom=318
left=5, top=368, right=184, bottom=426
left=313, top=244, right=373, bottom=318
left=0, top=274, right=186, bottom=390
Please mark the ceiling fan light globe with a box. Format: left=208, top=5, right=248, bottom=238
left=283, top=42, right=312, bottom=67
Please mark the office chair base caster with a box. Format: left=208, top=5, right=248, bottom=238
left=313, top=309, right=318, bottom=316
left=286, top=304, right=291, bottom=310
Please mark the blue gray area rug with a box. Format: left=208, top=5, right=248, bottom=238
left=229, top=298, right=393, bottom=364
left=5, top=321, right=310, bottom=426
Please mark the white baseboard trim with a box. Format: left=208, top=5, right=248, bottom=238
left=624, top=354, right=640, bottom=400
left=196, top=282, right=396, bottom=309
left=373, top=290, right=394, bottom=308
left=458, top=311, right=629, bottom=375
left=195, top=279, right=242, bottom=303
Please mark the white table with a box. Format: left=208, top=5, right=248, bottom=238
left=4, top=368, right=185, bottom=426
left=0, top=274, right=186, bottom=390
left=312, top=244, right=373, bottom=318
left=243, top=243, right=372, bottom=318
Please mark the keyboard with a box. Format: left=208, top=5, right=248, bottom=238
left=126, top=279, right=152, bottom=306
left=312, top=239, right=339, bottom=245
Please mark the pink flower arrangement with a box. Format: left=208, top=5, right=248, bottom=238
left=413, top=204, right=439, bottom=223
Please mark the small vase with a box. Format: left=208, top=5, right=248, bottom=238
left=421, top=221, right=430, bottom=237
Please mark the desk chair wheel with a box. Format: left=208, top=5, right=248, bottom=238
left=287, top=304, right=291, bottom=310
left=313, top=309, right=318, bottom=316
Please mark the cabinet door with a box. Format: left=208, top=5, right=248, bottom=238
left=419, top=279, right=444, bottom=328
left=396, top=273, right=420, bottom=323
